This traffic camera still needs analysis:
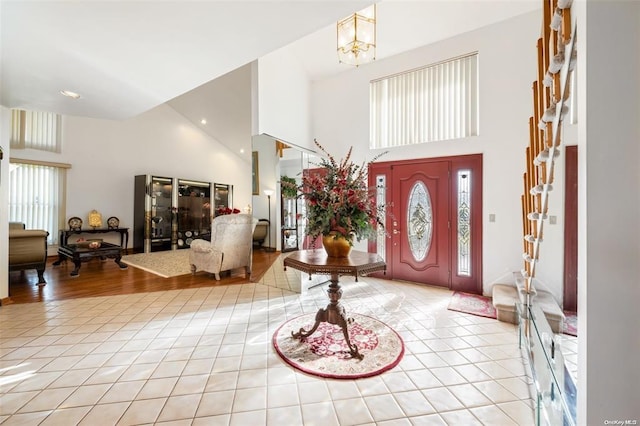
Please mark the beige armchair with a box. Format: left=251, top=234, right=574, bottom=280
left=9, top=222, right=49, bottom=286
left=189, top=214, right=257, bottom=280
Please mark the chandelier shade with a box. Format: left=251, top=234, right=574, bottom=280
left=337, top=4, right=376, bottom=67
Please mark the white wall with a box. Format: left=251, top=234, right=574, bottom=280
left=311, top=11, right=563, bottom=297
left=578, top=1, right=640, bottom=423
left=167, top=63, right=253, bottom=161
left=257, top=47, right=313, bottom=150
left=2, top=103, right=251, bottom=297
left=0, top=108, right=10, bottom=300
left=63, top=104, right=250, bottom=229
left=254, top=46, right=317, bottom=251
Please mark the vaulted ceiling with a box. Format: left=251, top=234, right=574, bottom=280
left=0, top=1, right=539, bottom=122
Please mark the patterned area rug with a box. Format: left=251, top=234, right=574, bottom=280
left=563, top=311, right=578, bottom=336
left=448, top=291, right=497, bottom=319
left=273, top=313, right=404, bottom=379
left=121, top=250, right=192, bottom=278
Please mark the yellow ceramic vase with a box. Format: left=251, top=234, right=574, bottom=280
left=322, top=233, right=352, bottom=258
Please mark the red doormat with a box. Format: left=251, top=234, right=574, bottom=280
left=563, top=311, right=578, bottom=336
left=273, top=313, right=404, bottom=379
left=448, top=291, right=497, bottom=319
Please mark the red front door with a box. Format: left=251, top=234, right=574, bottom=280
left=391, top=161, right=451, bottom=286
left=369, top=154, right=482, bottom=294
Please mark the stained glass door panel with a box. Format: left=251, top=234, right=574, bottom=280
left=391, top=161, right=450, bottom=287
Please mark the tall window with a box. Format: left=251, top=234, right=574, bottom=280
left=11, top=109, right=62, bottom=152
left=370, top=53, right=479, bottom=149
left=9, top=108, right=67, bottom=244
left=9, top=161, right=68, bottom=245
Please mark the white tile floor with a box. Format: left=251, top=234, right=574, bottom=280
left=1, top=256, right=536, bottom=425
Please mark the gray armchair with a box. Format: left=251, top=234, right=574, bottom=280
left=189, top=214, right=257, bottom=280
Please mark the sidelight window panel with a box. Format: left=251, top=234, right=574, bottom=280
left=457, top=170, right=471, bottom=276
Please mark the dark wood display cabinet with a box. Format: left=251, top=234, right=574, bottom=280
left=134, top=175, right=173, bottom=253
left=134, top=175, right=216, bottom=253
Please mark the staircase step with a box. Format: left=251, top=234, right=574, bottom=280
left=492, top=283, right=565, bottom=332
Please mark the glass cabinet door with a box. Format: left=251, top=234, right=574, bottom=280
left=281, top=196, right=298, bottom=252
left=213, top=183, right=233, bottom=216
left=177, top=179, right=212, bottom=249
left=150, top=177, right=173, bottom=252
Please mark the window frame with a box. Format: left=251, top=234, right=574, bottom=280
left=9, top=158, right=70, bottom=245
left=370, top=52, right=479, bottom=149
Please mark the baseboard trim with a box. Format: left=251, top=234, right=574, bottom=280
left=1, top=297, right=15, bottom=306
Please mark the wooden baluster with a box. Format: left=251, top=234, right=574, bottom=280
left=521, top=175, right=531, bottom=278
left=542, top=0, right=552, bottom=106
left=562, top=7, right=572, bottom=45
left=545, top=122, right=553, bottom=148
left=536, top=39, right=546, bottom=114
left=526, top=147, right=532, bottom=198
left=521, top=193, right=528, bottom=254
left=551, top=0, right=559, bottom=51
left=529, top=117, right=539, bottom=160
left=532, top=86, right=541, bottom=157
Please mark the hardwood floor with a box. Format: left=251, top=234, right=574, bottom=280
left=6, top=248, right=281, bottom=305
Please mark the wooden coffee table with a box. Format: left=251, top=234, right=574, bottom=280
left=53, top=242, right=128, bottom=277
left=283, top=250, right=386, bottom=359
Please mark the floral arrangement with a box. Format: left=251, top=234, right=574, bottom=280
left=299, top=139, right=385, bottom=245
left=217, top=207, right=240, bottom=215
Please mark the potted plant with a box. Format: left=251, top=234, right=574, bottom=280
left=301, top=139, right=385, bottom=257
left=280, top=175, right=298, bottom=198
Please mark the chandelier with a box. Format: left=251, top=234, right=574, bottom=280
left=337, top=4, right=376, bottom=67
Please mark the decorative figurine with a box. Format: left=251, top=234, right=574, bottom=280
left=88, top=210, right=102, bottom=229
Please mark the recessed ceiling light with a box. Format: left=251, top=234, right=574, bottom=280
left=60, top=90, right=81, bottom=99
left=200, top=119, right=207, bottom=125
left=240, top=148, right=245, bottom=154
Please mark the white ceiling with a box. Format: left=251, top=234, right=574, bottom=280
left=0, top=1, right=540, bottom=122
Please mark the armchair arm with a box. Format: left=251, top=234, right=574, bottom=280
left=190, top=239, right=212, bottom=253
left=9, top=230, right=50, bottom=263
left=9, top=229, right=49, bottom=239
left=189, top=240, right=224, bottom=280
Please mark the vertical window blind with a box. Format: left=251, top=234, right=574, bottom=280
left=9, top=161, right=68, bottom=245
left=370, top=53, right=479, bottom=149
left=10, top=109, right=62, bottom=152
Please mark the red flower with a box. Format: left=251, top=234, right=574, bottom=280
left=217, top=207, right=240, bottom=215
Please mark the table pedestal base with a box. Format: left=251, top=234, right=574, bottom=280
left=283, top=250, right=386, bottom=361
left=291, top=274, right=363, bottom=360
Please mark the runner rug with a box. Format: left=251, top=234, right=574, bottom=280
left=273, top=313, right=404, bottom=379
left=447, top=291, right=497, bottom=319
left=121, top=249, right=192, bottom=278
